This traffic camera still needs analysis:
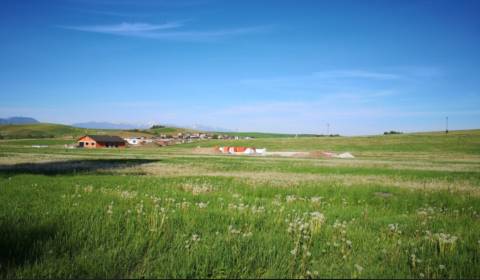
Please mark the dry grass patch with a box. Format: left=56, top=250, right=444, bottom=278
left=117, top=162, right=480, bottom=196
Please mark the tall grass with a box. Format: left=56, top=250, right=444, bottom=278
left=1, top=173, right=479, bottom=278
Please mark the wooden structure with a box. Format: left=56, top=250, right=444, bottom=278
left=77, top=135, right=126, bottom=148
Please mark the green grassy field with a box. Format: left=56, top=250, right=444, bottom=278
left=0, top=130, right=479, bottom=278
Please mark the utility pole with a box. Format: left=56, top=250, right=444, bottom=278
left=327, top=123, right=330, bottom=136
left=445, top=116, right=449, bottom=134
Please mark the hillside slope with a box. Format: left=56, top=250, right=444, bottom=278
left=0, top=123, right=149, bottom=139
left=0, top=123, right=199, bottom=139
left=0, top=123, right=85, bottom=139
left=183, top=129, right=480, bottom=155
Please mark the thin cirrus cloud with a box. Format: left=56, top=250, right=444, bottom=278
left=312, top=70, right=402, bottom=80
left=61, top=21, right=184, bottom=33
left=241, top=67, right=442, bottom=87
left=239, top=69, right=404, bottom=99
left=241, top=70, right=403, bottom=86
left=60, top=21, right=272, bottom=41
left=238, top=68, right=443, bottom=99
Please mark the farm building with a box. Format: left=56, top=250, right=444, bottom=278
left=125, top=137, right=141, bottom=145
left=124, top=137, right=152, bottom=145
left=77, top=135, right=126, bottom=148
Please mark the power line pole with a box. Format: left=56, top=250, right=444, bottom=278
left=327, top=123, right=330, bottom=136
left=445, top=116, right=449, bottom=134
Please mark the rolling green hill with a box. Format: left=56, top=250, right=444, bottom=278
left=146, top=126, right=198, bottom=135
left=183, top=129, right=480, bottom=156
left=0, top=123, right=86, bottom=139
left=0, top=123, right=297, bottom=140
left=0, top=123, right=190, bottom=139
left=0, top=123, right=160, bottom=139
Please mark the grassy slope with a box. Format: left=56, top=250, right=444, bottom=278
left=0, top=123, right=197, bottom=139
left=182, top=129, right=480, bottom=156
left=0, top=123, right=306, bottom=140
left=147, top=126, right=198, bottom=135
left=0, top=129, right=479, bottom=278
left=0, top=123, right=85, bottom=139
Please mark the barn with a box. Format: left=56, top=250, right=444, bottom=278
left=77, top=135, right=126, bottom=148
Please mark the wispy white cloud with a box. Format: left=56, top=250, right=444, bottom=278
left=145, top=26, right=272, bottom=40
left=393, top=66, right=443, bottom=78
left=60, top=21, right=272, bottom=41
left=215, top=101, right=480, bottom=118
left=61, top=21, right=184, bottom=34
left=238, top=67, right=445, bottom=104
left=242, top=69, right=402, bottom=85
left=241, top=67, right=442, bottom=87
left=67, top=7, right=150, bottom=18
left=312, top=70, right=402, bottom=80
left=239, top=69, right=403, bottom=103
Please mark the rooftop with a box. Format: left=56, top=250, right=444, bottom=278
left=83, top=135, right=126, bottom=143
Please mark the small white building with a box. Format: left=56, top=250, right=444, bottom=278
left=124, top=137, right=152, bottom=145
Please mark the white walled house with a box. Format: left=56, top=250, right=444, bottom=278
left=124, top=137, right=152, bottom=145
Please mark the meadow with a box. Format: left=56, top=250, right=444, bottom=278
left=0, top=130, right=479, bottom=278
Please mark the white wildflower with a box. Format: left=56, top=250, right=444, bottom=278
left=106, top=201, right=114, bottom=215
left=196, top=202, right=208, bottom=209
left=184, top=233, right=201, bottom=249
left=120, top=190, right=137, bottom=199
left=228, top=225, right=241, bottom=235
left=286, top=195, right=297, bottom=203
left=388, top=223, right=402, bottom=234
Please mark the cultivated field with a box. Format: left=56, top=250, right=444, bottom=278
left=0, top=130, right=479, bottom=278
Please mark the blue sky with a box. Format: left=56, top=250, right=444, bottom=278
left=0, top=0, right=479, bottom=135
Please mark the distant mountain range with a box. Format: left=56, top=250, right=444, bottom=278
left=72, top=121, right=233, bottom=132
left=189, top=124, right=233, bottom=132
left=0, top=116, right=232, bottom=132
left=72, top=122, right=149, bottom=130
left=0, top=116, right=39, bottom=125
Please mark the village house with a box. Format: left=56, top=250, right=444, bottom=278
left=77, top=135, right=126, bottom=148
left=124, top=136, right=153, bottom=146
left=125, top=137, right=141, bottom=145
